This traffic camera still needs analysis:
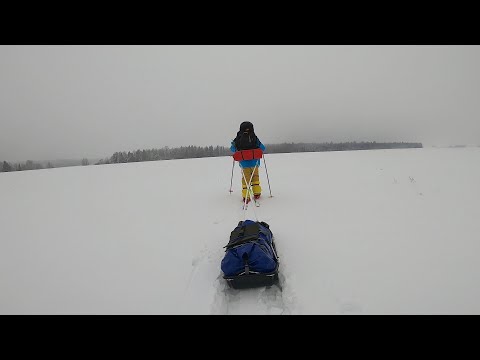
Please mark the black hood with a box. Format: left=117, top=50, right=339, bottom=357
left=239, top=121, right=254, bottom=133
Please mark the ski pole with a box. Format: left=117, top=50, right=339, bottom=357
left=229, top=158, right=235, bottom=193
left=262, top=154, right=273, bottom=197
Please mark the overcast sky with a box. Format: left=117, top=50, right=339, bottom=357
left=1, top=45, right=479, bottom=161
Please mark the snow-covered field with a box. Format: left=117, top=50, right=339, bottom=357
left=1, top=147, right=479, bottom=314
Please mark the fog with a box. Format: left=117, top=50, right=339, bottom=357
left=1, top=45, right=479, bottom=161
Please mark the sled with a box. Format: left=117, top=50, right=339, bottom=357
left=221, top=220, right=279, bottom=289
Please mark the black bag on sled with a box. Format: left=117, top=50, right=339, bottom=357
left=221, top=220, right=279, bottom=289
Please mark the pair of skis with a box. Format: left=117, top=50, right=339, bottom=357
left=241, top=164, right=260, bottom=211
left=242, top=196, right=260, bottom=210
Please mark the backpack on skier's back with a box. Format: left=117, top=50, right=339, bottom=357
left=234, top=121, right=259, bottom=151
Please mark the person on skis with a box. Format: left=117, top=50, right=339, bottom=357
left=230, top=121, right=266, bottom=203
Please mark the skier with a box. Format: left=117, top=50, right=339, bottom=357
left=230, top=121, right=266, bottom=203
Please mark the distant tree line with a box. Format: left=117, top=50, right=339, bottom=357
left=96, top=146, right=231, bottom=164
left=265, top=141, right=423, bottom=154
left=1, top=141, right=423, bottom=173
left=96, top=141, right=423, bottom=165
left=0, top=160, right=54, bottom=173
left=0, top=158, right=91, bottom=173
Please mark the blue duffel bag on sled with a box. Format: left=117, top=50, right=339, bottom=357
left=221, top=220, right=279, bottom=289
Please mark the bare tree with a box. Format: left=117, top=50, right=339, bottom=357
left=24, top=160, right=34, bottom=170
left=2, top=161, right=13, bottom=172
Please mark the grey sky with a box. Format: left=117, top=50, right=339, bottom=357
left=1, top=45, right=479, bottom=161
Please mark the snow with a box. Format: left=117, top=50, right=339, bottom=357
left=1, top=147, right=480, bottom=314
